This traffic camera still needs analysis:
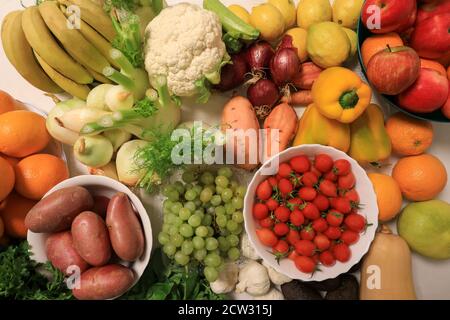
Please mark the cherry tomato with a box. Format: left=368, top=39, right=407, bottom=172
left=287, top=197, right=303, bottom=210
left=298, top=187, right=317, bottom=201
left=275, top=206, right=290, bottom=222
left=300, top=225, right=316, bottom=241
left=338, top=172, right=356, bottom=190
left=302, top=171, right=319, bottom=187
left=333, top=159, right=351, bottom=176
left=272, top=239, right=289, bottom=254
left=314, top=234, right=331, bottom=251
left=265, top=198, right=279, bottom=211
left=253, top=203, right=269, bottom=219
left=330, top=197, right=352, bottom=214
left=340, top=230, right=360, bottom=245
left=326, top=211, right=344, bottom=227
left=314, top=154, right=334, bottom=173
left=286, top=229, right=301, bottom=245
left=294, top=256, right=316, bottom=273
left=278, top=178, right=293, bottom=196
left=290, top=155, right=311, bottom=173
left=259, top=216, right=274, bottom=228
left=256, top=228, right=278, bottom=247
left=333, top=243, right=351, bottom=262
left=288, top=250, right=300, bottom=261
left=319, top=180, right=337, bottom=197
left=312, top=218, right=328, bottom=233
left=343, top=188, right=360, bottom=204
left=344, top=213, right=367, bottom=233
left=302, top=202, right=320, bottom=220
left=313, top=194, right=330, bottom=211
left=268, top=176, right=278, bottom=187
left=274, top=222, right=290, bottom=236
left=290, top=209, right=305, bottom=226
left=278, top=163, right=293, bottom=178
left=319, top=251, right=336, bottom=267
left=323, top=170, right=338, bottom=182
left=295, top=240, right=316, bottom=257
left=324, top=226, right=342, bottom=240
left=256, top=180, right=272, bottom=200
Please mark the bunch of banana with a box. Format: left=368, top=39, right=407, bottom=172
left=1, top=0, right=117, bottom=100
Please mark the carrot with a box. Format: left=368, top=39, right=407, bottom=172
left=282, top=90, right=313, bottom=106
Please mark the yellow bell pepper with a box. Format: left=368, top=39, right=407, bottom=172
left=293, top=104, right=351, bottom=152
left=349, top=103, right=392, bottom=166
left=312, top=67, right=372, bottom=123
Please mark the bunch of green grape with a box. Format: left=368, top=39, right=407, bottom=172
left=157, top=167, right=247, bottom=282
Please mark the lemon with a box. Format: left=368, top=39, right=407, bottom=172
left=285, top=27, right=308, bottom=62
left=228, top=4, right=251, bottom=25
left=306, top=22, right=350, bottom=68
left=268, top=0, right=297, bottom=29
left=250, top=4, right=285, bottom=42
left=297, top=0, right=332, bottom=30
left=342, top=27, right=357, bottom=58
left=332, top=0, right=364, bottom=30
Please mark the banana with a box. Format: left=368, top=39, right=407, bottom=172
left=86, top=67, right=113, bottom=84
left=39, top=1, right=110, bottom=75
left=21, top=6, right=92, bottom=84
left=34, top=51, right=90, bottom=100
left=58, top=0, right=116, bottom=42
left=1, top=11, right=62, bottom=93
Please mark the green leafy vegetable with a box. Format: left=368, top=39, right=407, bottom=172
left=0, top=242, right=72, bottom=300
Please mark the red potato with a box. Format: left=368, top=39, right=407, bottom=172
left=25, top=186, right=94, bottom=233
left=92, top=196, right=110, bottom=218
left=281, top=90, right=313, bottom=106
left=71, top=211, right=111, bottom=267
left=221, top=96, right=260, bottom=171
left=45, top=231, right=89, bottom=275
left=106, top=193, right=144, bottom=262
left=72, top=264, right=135, bottom=300
left=263, top=103, right=299, bottom=159
left=292, top=62, right=323, bottom=90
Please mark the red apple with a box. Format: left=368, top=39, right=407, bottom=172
left=362, top=0, right=417, bottom=34
left=442, top=82, right=450, bottom=119
left=397, top=1, right=417, bottom=32
left=410, top=13, right=450, bottom=59
left=398, top=68, right=449, bottom=113
left=367, top=46, right=420, bottom=95
left=416, top=0, right=450, bottom=23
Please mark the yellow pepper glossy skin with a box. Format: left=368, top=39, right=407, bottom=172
left=312, top=67, right=372, bottom=123
left=293, top=104, right=351, bottom=152
left=349, top=103, right=392, bottom=165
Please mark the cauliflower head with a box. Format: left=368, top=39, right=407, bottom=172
left=144, top=3, right=227, bottom=98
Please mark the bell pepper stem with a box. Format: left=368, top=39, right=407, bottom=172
left=339, top=89, right=359, bottom=109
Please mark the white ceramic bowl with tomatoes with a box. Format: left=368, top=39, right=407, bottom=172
left=243, top=145, right=379, bottom=282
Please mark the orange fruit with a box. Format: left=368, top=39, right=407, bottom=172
left=0, top=156, right=15, bottom=202
left=0, top=154, right=20, bottom=167
left=420, top=59, right=447, bottom=77
left=368, top=173, right=403, bottom=222
left=361, top=32, right=404, bottom=67
left=0, top=90, right=23, bottom=115
left=0, top=192, right=37, bottom=238
left=0, top=110, right=51, bottom=158
left=392, top=154, right=447, bottom=201
left=385, top=112, right=433, bottom=156
left=14, top=154, right=69, bottom=200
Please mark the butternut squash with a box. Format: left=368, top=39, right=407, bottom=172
left=360, top=225, right=416, bottom=300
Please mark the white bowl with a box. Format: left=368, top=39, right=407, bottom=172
left=243, top=144, right=378, bottom=282
left=27, top=175, right=153, bottom=298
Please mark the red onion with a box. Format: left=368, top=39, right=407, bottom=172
left=247, top=78, right=279, bottom=107
left=245, top=41, right=275, bottom=72
left=216, top=53, right=248, bottom=91
left=270, top=47, right=301, bottom=87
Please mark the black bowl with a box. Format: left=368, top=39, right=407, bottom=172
left=356, top=18, right=449, bottom=123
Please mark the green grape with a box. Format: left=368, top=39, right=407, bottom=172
left=194, top=209, right=205, bottom=218
left=171, top=233, right=184, bottom=247
left=168, top=225, right=179, bottom=236
left=182, top=171, right=196, bottom=183
left=215, top=185, right=224, bottom=194
left=158, top=232, right=170, bottom=245
left=220, top=229, right=230, bottom=237
left=173, top=217, right=183, bottom=227
left=231, top=224, right=243, bottom=235
left=204, top=267, right=219, bottom=282
left=215, top=206, right=226, bottom=216
left=162, top=224, right=171, bottom=234
left=202, top=214, right=212, bottom=226
left=218, top=236, right=230, bottom=252
left=181, top=240, right=194, bottom=255
left=200, top=171, right=215, bottom=185
left=194, top=199, right=202, bottom=207
left=221, top=188, right=233, bottom=203
left=227, top=247, right=240, bottom=261
left=195, top=226, right=208, bottom=237
left=207, top=226, right=214, bottom=237
left=232, top=211, right=244, bottom=224
left=174, top=181, right=185, bottom=194
left=163, top=207, right=172, bottom=216
left=179, top=224, right=194, bottom=238
left=225, top=203, right=235, bottom=215
left=230, top=180, right=239, bottom=191
left=211, top=195, right=222, bottom=206
left=216, top=214, right=227, bottom=228
left=231, top=197, right=244, bottom=209
left=188, top=214, right=202, bottom=227
left=215, top=175, right=229, bottom=188
left=194, top=248, right=207, bottom=261
left=179, top=208, right=191, bottom=221
left=226, top=220, right=238, bottom=232
left=174, top=251, right=190, bottom=266
left=184, top=201, right=195, bottom=212
left=235, top=186, right=247, bottom=197
left=184, top=183, right=194, bottom=190
left=162, top=185, right=175, bottom=197
left=192, top=185, right=202, bottom=195
left=205, top=237, right=219, bottom=251
left=205, top=184, right=216, bottom=194
left=218, top=167, right=233, bottom=179
left=167, top=190, right=180, bottom=201
left=164, top=213, right=176, bottom=224
left=204, top=253, right=222, bottom=268
left=171, top=202, right=183, bottom=214
left=206, top=207, right=215, bottom=215
left=227, top=234, right=239, bottom=247
left=193, top=236, right=205, bottom=249
left=163, top=243, right=176, bottom=256
left=184, top=189, right=197, bottom=201
left=200, top=188, right=213, bottom=203
left=163, top=199, right=173, bottom=211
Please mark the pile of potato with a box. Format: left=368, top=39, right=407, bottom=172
left=25, top=186, right=145, bottom=300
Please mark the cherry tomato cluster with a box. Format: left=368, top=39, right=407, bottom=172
left=253, top=154, right=369, bottom=274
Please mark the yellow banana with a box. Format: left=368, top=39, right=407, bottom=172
left=58, top=0, right=116, bottom=42
left=35, top=51, right=90, bottom=100
left=39, top=1, right=110, bottom=75
left=1, top=10, right=62, bottom=93
left=21, top=6, right=92, bottom=84
left=86, top=67, right=113, bottom=84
